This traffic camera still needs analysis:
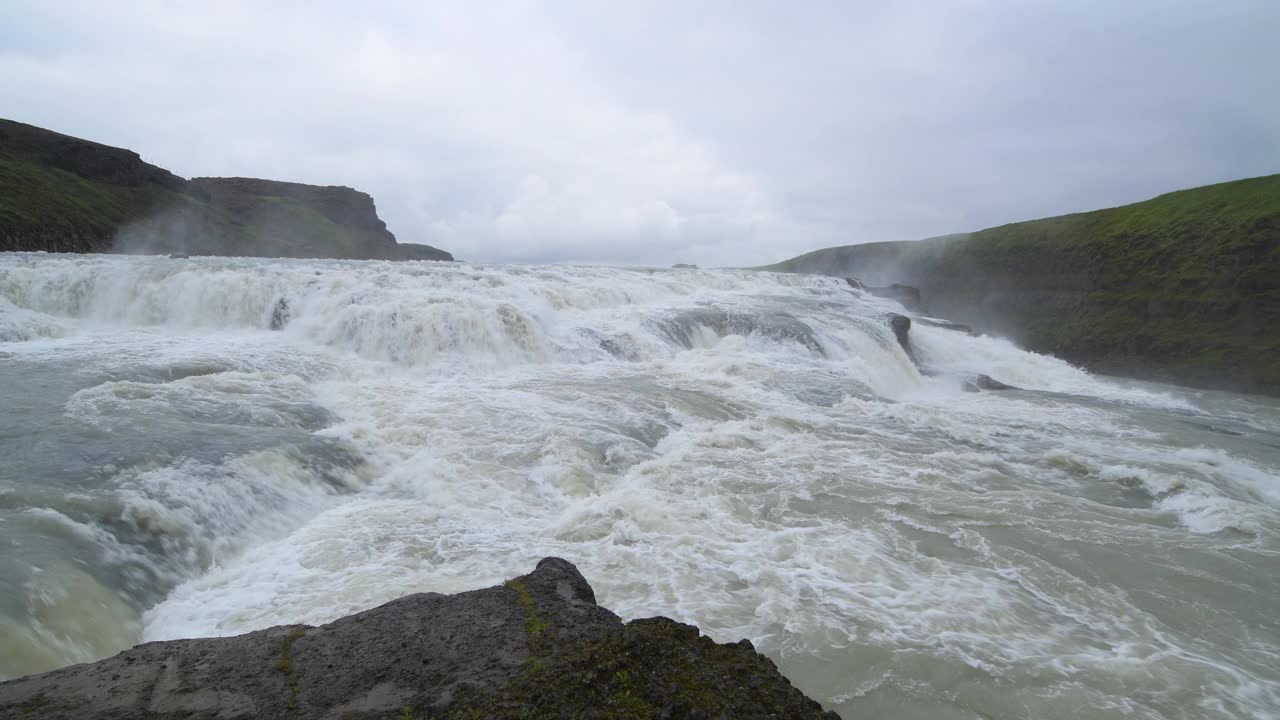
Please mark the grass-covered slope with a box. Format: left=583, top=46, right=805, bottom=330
left=0, top=147, right=185, bottom=253
left=764, top=175, right=1280, bottom=393
left=0, top=119, right=453, bottom=261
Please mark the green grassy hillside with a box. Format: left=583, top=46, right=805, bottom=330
left=0, top=153, right=398, bottom=258
left=0, top=153, right=179, bottom=252
left=764, top=175, right=1280, bottom=393
left=0, top=119, right=453, bottom=261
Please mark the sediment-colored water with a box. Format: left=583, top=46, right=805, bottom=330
left=2, top=253, right=1277, bottom=719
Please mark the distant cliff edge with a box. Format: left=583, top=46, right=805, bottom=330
left=760, top=175, right=1280, bottom=395
left=0, top=118, right=453, bottom=261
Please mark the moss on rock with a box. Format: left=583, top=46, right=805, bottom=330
left=0, top=558, right=837, bottom=720
left=445, top=616, right=837, bottom=719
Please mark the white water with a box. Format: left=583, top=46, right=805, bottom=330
left=1, top=252, right=1278, bottom=719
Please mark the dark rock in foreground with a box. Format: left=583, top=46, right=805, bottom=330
left=0, top=558, right=838, bottom=720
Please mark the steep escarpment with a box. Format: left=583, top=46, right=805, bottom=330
left=0, top=120, right=189, bottom=253
left=393, top=242, right=455, bottom=261
left=130, top=176, right=403, bottom=260
left=0, top=118, right=453, bottom=261
left=763, top=175, right=1280, bottom=394
left=0, top=558, right=837, bottom=720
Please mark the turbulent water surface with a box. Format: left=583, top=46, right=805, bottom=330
left=1, top=253, right=1278, bottom=719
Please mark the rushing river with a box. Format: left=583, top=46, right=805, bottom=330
left=0, top=252, right=1277, bottom=719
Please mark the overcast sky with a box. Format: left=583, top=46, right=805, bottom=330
left=3, top=1, right=1277, bottom=266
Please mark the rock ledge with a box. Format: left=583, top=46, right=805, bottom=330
left=0, top=558, right=837, bottom=719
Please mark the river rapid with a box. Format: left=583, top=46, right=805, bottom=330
left=0, top=252, right=1277, bottom=719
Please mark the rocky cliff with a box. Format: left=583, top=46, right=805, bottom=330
left=762, top=175, right=1280, bottom=395
left=0, top=118, right=453, bottom=261
left=0, top=558, right=837, bottom=720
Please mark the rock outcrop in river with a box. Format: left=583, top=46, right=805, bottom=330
left=0, top=118, right=453, bottom=261
left=0, top=558, right=838, bottom=719
left=762, top=175, right=1280, bottom=395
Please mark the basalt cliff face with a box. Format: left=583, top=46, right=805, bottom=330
left=0, top=558, right=837, bottom=720
left=0, top=118, right=452, bottom=261
left=762, top=175, right=1280, bottom=395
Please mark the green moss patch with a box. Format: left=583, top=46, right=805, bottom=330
left=503, top=580, right=547, bottom=642
left=445, top=617, right=835, bottom=719
left=277, top=627, right=306, bottom=713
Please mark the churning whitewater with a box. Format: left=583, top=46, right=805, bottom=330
left=1, top=253, right=1278, bottom=719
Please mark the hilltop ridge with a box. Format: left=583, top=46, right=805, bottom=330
left=0, top=118, right=452, bottom=261
left=761, top=175, right=1280, bottom=394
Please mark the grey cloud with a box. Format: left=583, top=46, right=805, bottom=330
left=1, top=0, right=1277, bottom=266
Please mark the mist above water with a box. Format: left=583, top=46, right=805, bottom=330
left=1, top=253, right=1277, bottom=719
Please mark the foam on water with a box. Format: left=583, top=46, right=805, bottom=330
left=2, top=253, right=1279, bottom=719
left=0, top=296, right=64, bottom=342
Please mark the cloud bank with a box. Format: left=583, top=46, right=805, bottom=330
left=2, top=1, right=1277, bottom=265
